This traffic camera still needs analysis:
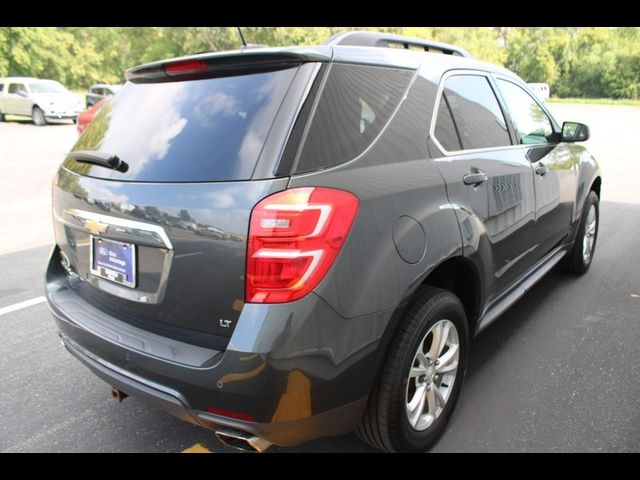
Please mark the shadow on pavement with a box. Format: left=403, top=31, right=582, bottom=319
left=3, top=117, right=74, bottom=126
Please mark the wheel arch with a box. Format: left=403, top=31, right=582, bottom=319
left=418, top=256, right=481, bottom=335
left=384, top=255, right=483, bottom=350
left=31, top=103, right=47, bottom=125
left=590, top=176, right=602, bottom=199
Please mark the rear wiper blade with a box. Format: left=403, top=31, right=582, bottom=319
left=67, top=150, right=128, bottom=173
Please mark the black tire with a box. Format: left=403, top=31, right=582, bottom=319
left=561, top=191, right=599, bottom=275
left=32, top=106, right=47, bottom=126
left=357, top=286, right=469, bottom=452
left=0, top=111, right=5, bottom=122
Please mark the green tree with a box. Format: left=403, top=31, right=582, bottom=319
left=505, top=28, right=560, bottom=85
left=1, top=26, right=639, bottom=98
left=401, top=27, right=506, bottom=65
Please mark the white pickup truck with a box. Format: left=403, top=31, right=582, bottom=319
left=0, top=77, right=83, bottom=125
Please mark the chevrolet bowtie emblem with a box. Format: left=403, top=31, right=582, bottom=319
left=84, top=219, right=108, bottom=235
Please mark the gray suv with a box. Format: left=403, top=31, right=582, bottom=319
left=46, top=31, right=601, bottom=452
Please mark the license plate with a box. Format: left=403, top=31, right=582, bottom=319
left=90, top=236, right=136, bottom=288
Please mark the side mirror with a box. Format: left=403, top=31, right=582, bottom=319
left=17, top=90, right=28, bottom=97
left=561, top=121, right=590, bottom=142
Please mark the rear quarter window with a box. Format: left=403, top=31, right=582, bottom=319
left=293, top=64, right=413, bottom=174
left=66, top=67, right=298, bottom=182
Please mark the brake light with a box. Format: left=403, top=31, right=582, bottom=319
left=246, top=187, right=359, bottom=303
left=164, top=59, right=208, bottom=76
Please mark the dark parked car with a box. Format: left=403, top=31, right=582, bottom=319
left=46, top=31, right=601, bottom=452
left=86, top=83, right=122, bottom=107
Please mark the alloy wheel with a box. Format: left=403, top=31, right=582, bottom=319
left=405, top=319, right=460, bottom=431
left=582, top=204, right=597, bottom=264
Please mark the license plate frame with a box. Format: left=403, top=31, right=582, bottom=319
left=90, top=236, right=137, bottom=288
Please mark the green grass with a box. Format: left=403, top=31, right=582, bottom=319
left=548, top=97, right=640, bottom=107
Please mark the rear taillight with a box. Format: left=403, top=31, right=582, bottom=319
left=246, top=187, right=359, bottom=303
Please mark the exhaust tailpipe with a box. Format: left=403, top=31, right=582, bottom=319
left=111, top=388, right=128, bottom=402
left=215, top=429, right=272, bottom=453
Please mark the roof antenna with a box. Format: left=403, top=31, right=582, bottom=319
left=237, top=27, right=247, bottom=48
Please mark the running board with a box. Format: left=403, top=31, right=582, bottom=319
left=476, top=248, right=567, bottom=334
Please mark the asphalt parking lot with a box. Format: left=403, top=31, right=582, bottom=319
left=1, top=104, right=639, bottom=452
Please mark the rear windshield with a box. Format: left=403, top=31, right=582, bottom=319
left=65, top=68, right=298, bottom=182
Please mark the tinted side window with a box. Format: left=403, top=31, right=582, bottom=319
left=435, top=75, right=511, bottom=151
left=497, top=79, right=553, bottom=145
left=0, top=83, right=4, bottom=92
left=294, top=64, right=413, bottom=173
left=8, top=83, right=24, bottom=94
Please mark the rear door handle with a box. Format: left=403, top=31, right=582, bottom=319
left=535, top=162, right=549, bottom=176
left=463, top=170, right=488, bottom=186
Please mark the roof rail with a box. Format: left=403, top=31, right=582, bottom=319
left=324, top=31, right=473, bottom=59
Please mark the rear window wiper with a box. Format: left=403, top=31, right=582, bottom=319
left=67, top=150, right=128, bottom=173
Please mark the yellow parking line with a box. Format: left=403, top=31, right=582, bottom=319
left=181, top=443, right=212, bottom=453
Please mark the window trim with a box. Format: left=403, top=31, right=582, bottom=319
left=289, top=62, right=334, bottom=175
left=274, top=62, right=327, bottom=177
left=429, top=69, right=519, bottom=157
left=492, top=74, right=561, bottom=146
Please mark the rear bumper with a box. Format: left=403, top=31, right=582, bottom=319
left=46, top=246, right=390, bottom=446
left=61, top=333, right=201, bottom=426
left=45, top=112, right=78, bottom=120
left=60, top=333, right=366, bottom=446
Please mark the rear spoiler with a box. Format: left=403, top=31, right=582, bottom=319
left=125, top=47, right=332, bottom=83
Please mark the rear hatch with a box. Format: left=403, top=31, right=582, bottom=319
left=52, top=52, right=323, bottom=349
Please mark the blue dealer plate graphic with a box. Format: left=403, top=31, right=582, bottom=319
left=91, top=237, right=136, bottom=288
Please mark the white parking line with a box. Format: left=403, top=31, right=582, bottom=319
left=0, top=296, right=46, bottom=317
